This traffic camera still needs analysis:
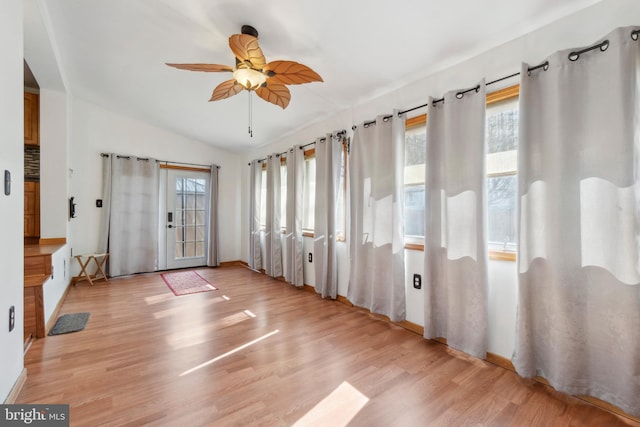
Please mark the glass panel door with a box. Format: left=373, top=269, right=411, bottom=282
left=165, top=169, right=210, bottom=269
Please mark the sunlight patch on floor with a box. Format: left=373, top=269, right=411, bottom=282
left=166, top=310, right=259, bottom=349
left=292, top=381, right=369, bottom=427
left=179, top=329, right=280, bottom=376
left=152, top=296, right=227, bottom=319
left=216, top=310, right=255, bottom=328
left=144, top=293, right=175, bottom=305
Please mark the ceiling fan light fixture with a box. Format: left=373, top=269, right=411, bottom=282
left=233, top=68, right=266, bottom=90
left=167, top=25, right=323, bottom=137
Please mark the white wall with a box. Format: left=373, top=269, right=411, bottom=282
left=0, top=0, right=25, bottom=402
left=39, top=89, right=69, bottom=240
left=36, top=89, right=73, bottom=339
left=67, top=97, right=243, bottom=270
left=43, top=247, right=72, bottom=325
left=240, top=0, right=640, bottom=360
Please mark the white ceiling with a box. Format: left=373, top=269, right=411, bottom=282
left=26, top=0, right=603, bottom=152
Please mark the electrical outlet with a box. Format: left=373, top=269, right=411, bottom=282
left=413, top=274, right=422, bottom=289
left=308, top=253, right=313, bottom=263
left=96, top=199, right=103, bottom=208
left=9, top=306, right=15, bottom=332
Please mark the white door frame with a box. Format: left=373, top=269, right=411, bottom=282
left=158, top=168, right=210, bottom=270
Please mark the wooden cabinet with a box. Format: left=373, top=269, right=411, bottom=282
left=24, top=92, right=39, bottom=146
left=24, top=245, right=57, bottom=344
left=24, top=181, right=40, bottom=237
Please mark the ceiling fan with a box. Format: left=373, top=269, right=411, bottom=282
left=166, top=25, right=323, bottom=110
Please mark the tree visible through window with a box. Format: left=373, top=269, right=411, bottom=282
left=402, top=85, right=520, bottom=260
left=404, top=124, right=426, bottom=238
left=302, top=154, right=315, bottom=231
left=259, top=168, right=267, bottom=228
left=280, top=163, right=287, bottom=229
left=486, top=97, right=518, bottom=253
left=175, top=177, right=206, bottom=258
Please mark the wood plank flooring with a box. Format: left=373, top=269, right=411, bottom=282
left=17, top=266, right=640, bottom=426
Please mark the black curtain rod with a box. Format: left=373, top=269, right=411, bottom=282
left=353, top=36, right=614, bottom=131
left=350, top=66, right=533, bottom=131
left=397, top=69, right=526, bottom=116
left=351, top=61, right=544, bottom=131
left=250, top=151, right=288, bottom=165
left=299, top=129, right=347, bottom=150
left=159, top=160, right=219, bottom=169
left=568, top=39, right=609, bottom=61
left=248, top=130, right=347, bottom=165
left=101, top=153, right=218, bottom=169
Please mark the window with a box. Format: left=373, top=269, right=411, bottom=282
left=486, top=95, right=518, bottom=256
left=404, top=120, right=426, bottom=240
left=258, top=159, right=288, bottom=231
left=259, top=167, right=267, bottom=228
left=174, top=177, right=207, bottom=258
left=302, top=151, right=316, bottom=232
left=301, top=141, right=347, bottom=240
left=402, top=85, right=520, bottom=260
left=280, top=162, right=287, bottom=230
left=336, top=141, right=348, bottom=240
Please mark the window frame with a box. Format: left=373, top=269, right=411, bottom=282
left=258, top=162, right=267, bottom=230
left=403, top=84, right=520, bottom=262
left=302, top=148, right=316, bottom=237
left=279, top=157, right=287, bottom=233
left=336, top=141, right=348, bottom=242
left=300, top=140, right=349, bottom=241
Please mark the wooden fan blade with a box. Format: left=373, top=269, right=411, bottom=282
left=256, top=83, right=291, bottom=109
left=264, top=60, right=323, bottom=85
left=166, top=63, right=233, bottom=72
left=228, top=34, right=266, bottom=69
left=210, top=79, right=244, bottom=102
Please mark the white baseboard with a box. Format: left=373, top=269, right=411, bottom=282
left=4, top=368, right=27, bottom=404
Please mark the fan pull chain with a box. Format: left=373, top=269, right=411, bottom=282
left=248, top=91, right=253, bottom=138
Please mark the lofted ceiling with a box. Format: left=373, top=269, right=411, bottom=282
left=25, top=0, right=603, bottom=152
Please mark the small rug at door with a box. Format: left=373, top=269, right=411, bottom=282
left=48, top=312, right=90, bottom=336
left=161, top=270, right=218, bottom=296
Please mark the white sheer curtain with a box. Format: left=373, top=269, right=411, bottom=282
left=264, top=154, right=283, bottom=277
left=423, top=83, right=489, bottom=359
left=207, top=165, right=220, bottom=267
left=99, top=154, right=159, bottom=277
left=348, top=113, right=406, bottom=322
left=513, top=27, right=640, bottom=417
left=284, top=146, right=304, bottom=287
left=97, top=154, right=111, bottom=255
left=248, top=160, right=262, bottom=271
left=314, top=133, right=342, bottom=298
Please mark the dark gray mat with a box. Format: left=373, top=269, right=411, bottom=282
left=48, top=312, right=90, bottom=336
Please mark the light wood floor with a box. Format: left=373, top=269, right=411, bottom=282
left=17, top=265, right=639, bottom=426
